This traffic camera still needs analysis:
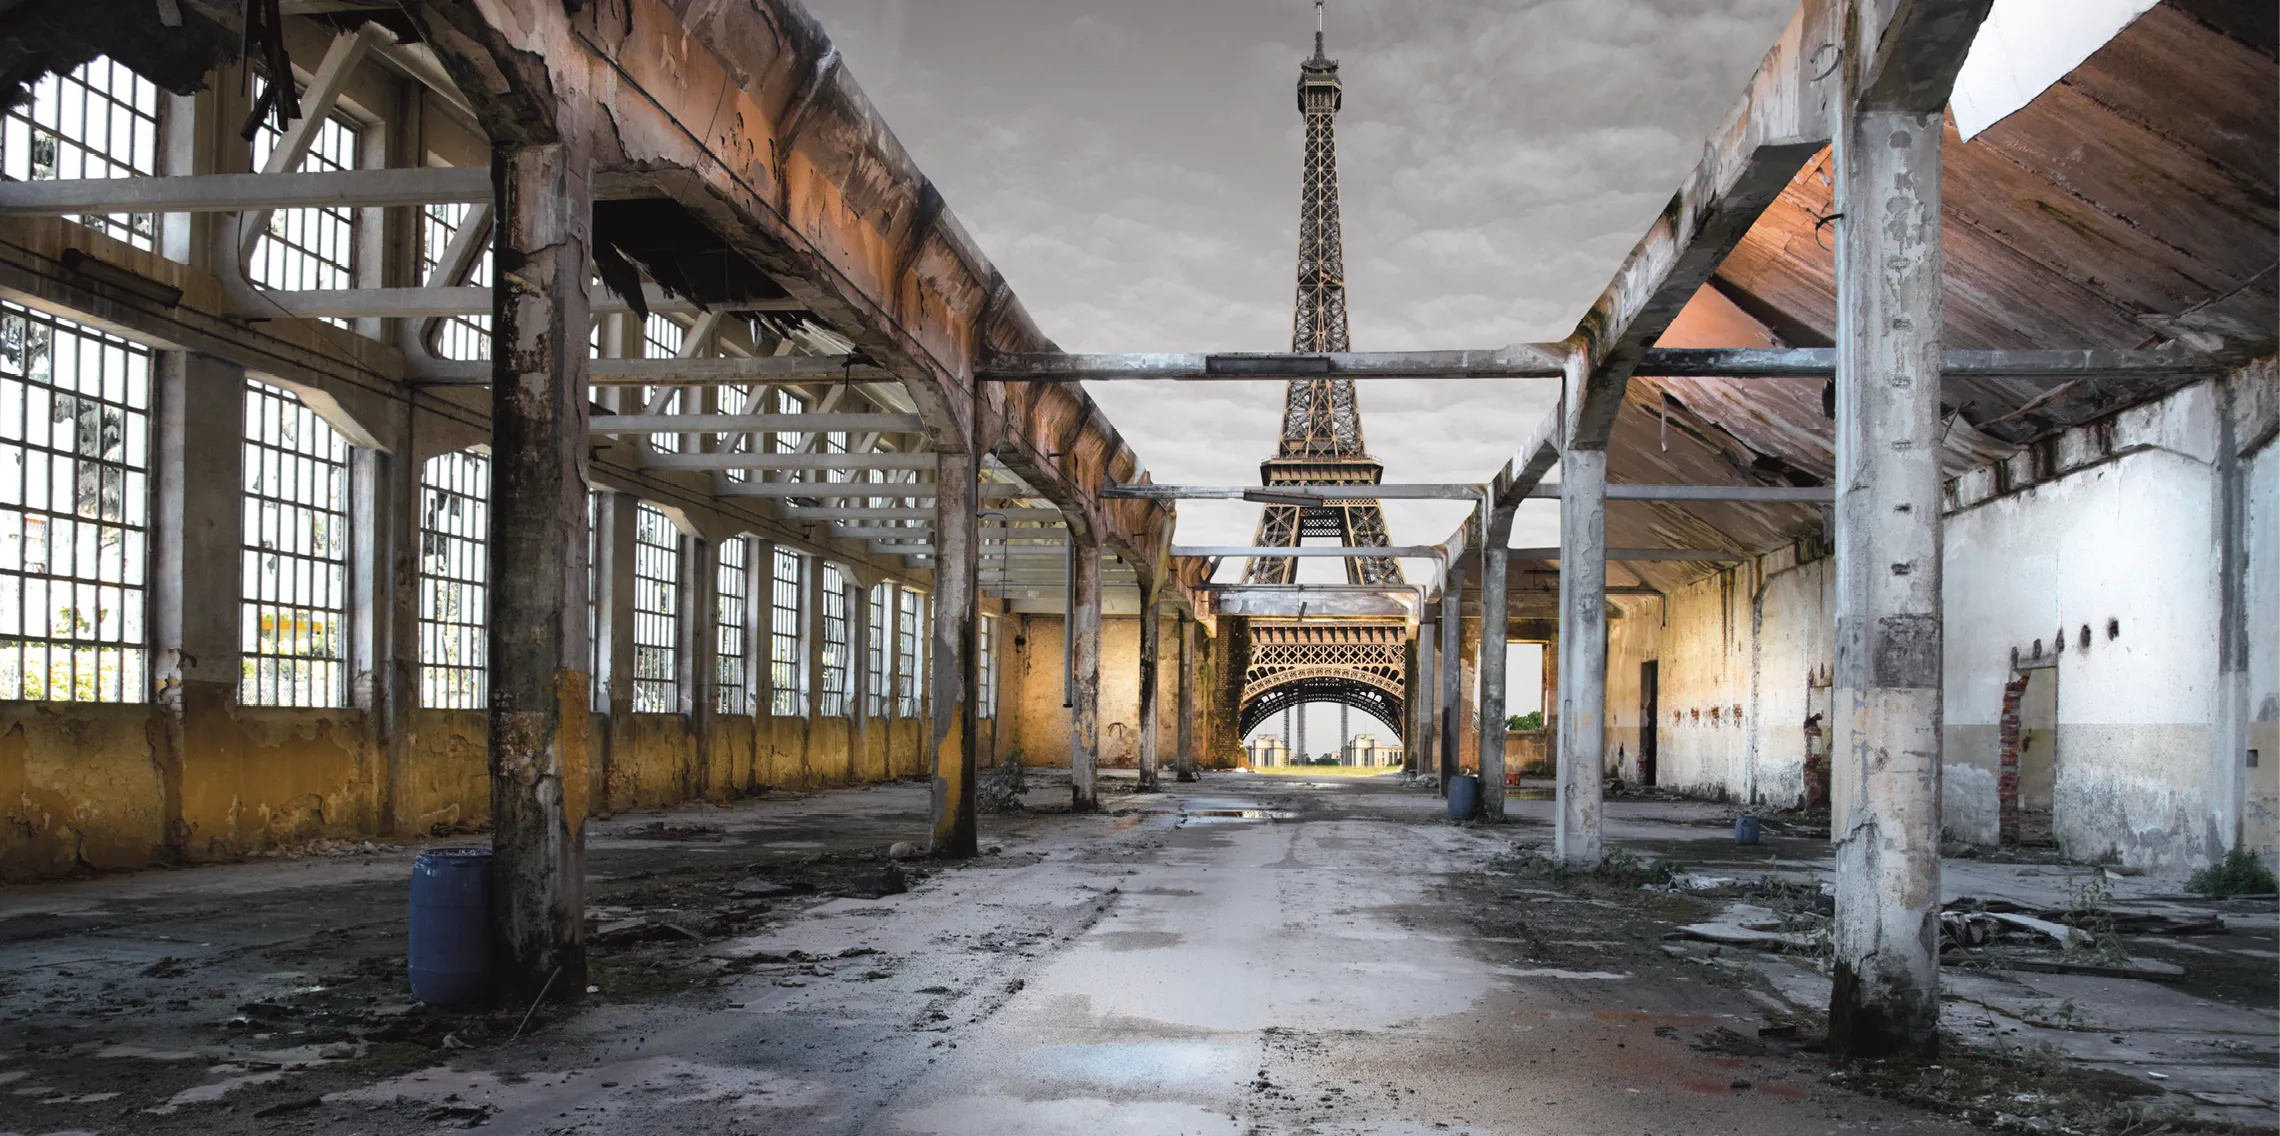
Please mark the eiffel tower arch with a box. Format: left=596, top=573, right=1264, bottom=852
left=1237, top=6, right=1411, bottom=749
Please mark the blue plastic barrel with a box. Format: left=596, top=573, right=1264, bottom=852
left=1447, top=774, right=1480, bottom=821
left=1735, top=814, right=1761, bottom=845
left=408, top=847, right=493, bottom=1006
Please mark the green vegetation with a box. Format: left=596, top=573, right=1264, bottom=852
left=1506, top=710, right=1543, bottom=732
left=2186, top=847, right=2278, bottom=897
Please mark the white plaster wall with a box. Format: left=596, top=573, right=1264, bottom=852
left=1655, top=571, right=1755, bottom=800
left=2245, top=434, right=2279, bottom=857
left=1943, top=436, right=2224, bottom=868
left=1751, top=558, right=1835, bottom=809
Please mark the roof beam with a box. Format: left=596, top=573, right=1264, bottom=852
left=249, top=285, right=804, bottom=320
left=594, top=412, right=922, bottom=435
left=643, top=452, right=934, bottom=472
left=413, top=355, right=885, bottom=386
left=981, top=346, right=1568, bottom=382
left=0, top=168, right=654, bottom=213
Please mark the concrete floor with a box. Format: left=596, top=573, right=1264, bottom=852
left=1, top=773, right=2272, bottom=1134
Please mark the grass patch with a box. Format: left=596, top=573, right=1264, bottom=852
left=2186, top=848, right=2278, bottom=898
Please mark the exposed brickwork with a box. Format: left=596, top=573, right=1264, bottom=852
left=1996, top=674, right=2030, bottom=846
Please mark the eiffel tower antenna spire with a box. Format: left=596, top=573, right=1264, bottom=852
left=1243, top=2, right=1404, bottom=587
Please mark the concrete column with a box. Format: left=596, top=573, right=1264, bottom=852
left=1175, top=610, right=1198, bottom=782
left=354, top=435, right=417, bottom=835
left=485, top=138, right=593, bottom=1001
left=844, top=573, right=864, bottom=784
left=1828, top=98, right=1948, bottom=1062
left=151, top=354, right=245, bottom=855
left=599, top=492, right=635, bottom=804
left=1477, top=508, right=1515, bottom=818
left=747, top=537, right=775, bottom=725
left=1415, top=621, right=1438, bottom=779
left=1555, top=447, right=1607, bottom=867
left=1136, top=585, right=1162, bottom=791
left=1069, top=534, right=1104, bottom=811
left=803, top=551, right=826, bottom=722
left=929, top=451, right=981, bottom=856
left=684, top=533, right=716, bottom=799
left=1436, top=560, right=1465, bottom=794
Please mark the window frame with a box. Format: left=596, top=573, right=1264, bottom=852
left=769, top=546, right=804, bottom=716
left=0, top=56, right=162, bottom=250
left=630, top=502, right=681, bottom=714
left=714, top=535, right=750, bottom=715
left=239, top=380, right=352, bottom=709
left=416, top=449, right=489, bottom=710
left=0, top=301, right=152, bottom=704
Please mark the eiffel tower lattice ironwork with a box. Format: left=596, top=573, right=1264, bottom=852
left=1243, top=4, right=1404, bottom=588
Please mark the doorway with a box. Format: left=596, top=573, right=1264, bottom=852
left=2017, top=666, right=2058, bottom=846
left=1639, top=660, right=1658, bottom=787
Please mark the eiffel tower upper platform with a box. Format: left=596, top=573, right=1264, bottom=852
left=1244, top=5, right=1404, bottom=589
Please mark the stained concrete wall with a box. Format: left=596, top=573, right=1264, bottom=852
left=1000, top=613, right=1188, bottom=769
left=0, top=700, right=934, bottom=879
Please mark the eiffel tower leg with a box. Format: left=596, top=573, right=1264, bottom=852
left=1337, top=500, right=1406, bottom=586
left=1243, top=504, right=1303, bottom=585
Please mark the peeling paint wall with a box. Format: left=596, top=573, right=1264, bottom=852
left=1000, top=614, right=1182, bottom=770
left=1, top=701, right=935, bottom=880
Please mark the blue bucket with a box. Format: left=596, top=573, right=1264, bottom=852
left=1735, top=814, right=1761, bottom=845
left=1447, top=774, right=1480, bottom=821
left=408, top=847, right=493, bottom=1007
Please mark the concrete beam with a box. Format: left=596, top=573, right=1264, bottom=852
left=1106, top=484, right=1481, bottom=502
left=1175, top=545, right=1439, bottom=559
left=981, top=345, right=1569, bottom=381
left=1510, top=548, right=1744, bottom=563
left=1560, top=0, right=1839, bottom=448
left=0, top=167, right=660, bottom=213
left=248, top=284, right=805, bottom=320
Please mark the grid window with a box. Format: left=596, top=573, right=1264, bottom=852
left=0, top=302, right=150, bottom=702
left=241, top=381, right=350, bottom=707
left=865, top=583, right=889, bottom=717
left=249, top=113, right=359, bottom=315
left=1, top=57, right=160, bottom=250
left=822, top=430, right=849, bottom=484
left=715, top=536, right=749, bottom=714
left=769, top=547, right=804, bottom=715
left=631, top=503, right=680, bottom=713
left=417, top=450, right=487, bottom=709
left=895, top=588, right=925, bottom=717
left=419, top=200, right=491, bottom=361
left=818, top=564, right=850, bottom=717
left=641, top=315, right=684, bottom=454
left=978, top=615, right=996, bottom=719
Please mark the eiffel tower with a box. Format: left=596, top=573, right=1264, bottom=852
left=1244, top=3, right=1403, bottom=588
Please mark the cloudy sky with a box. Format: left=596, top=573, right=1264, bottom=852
left=805, top=0, right=1798, bottom=575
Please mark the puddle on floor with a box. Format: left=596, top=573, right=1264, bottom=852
left=1181, top=809, right=1294, bottom=823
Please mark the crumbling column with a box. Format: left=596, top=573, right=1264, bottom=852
left=1437, top=558, right=1466, bottom=793
left=1477, top=507, right=1516, bottom=818
left=1414, top=621, right=1438, bottom=779
left=1828, top=79, right=1949, bottom=1063
left=1137, top=584, right=1162, bottom=790
left=486, top=139, right=593, bottom=1001
left=685, top=532, right=715, bottom=800
left=929, top=450, right=981, bottom=857
left=151, top=355, right=245, bottom=853
left=1555, top=446, right=1607, bottom=867
left=1175, top=610, right=1198, bottom=781
left=1069, top=533, right=1104, bottom=810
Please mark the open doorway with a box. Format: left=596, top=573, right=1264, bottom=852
left=1639, top=660, right=1659, bottom=786
left=2016, top=666, right=2059, bottom=846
